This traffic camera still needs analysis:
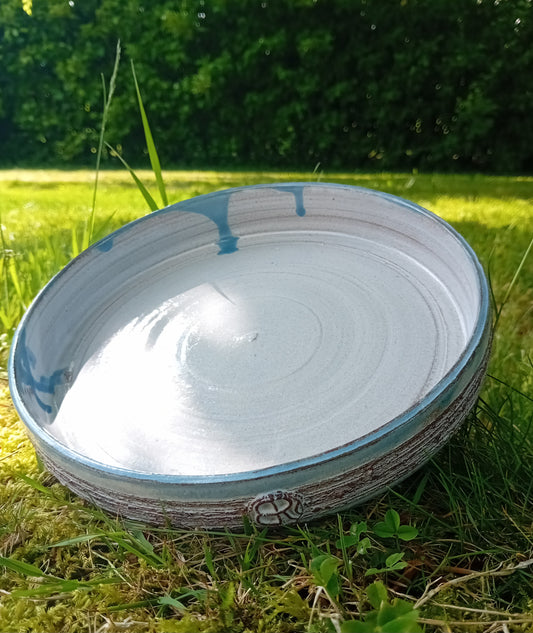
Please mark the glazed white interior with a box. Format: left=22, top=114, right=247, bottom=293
left=16, top=185, right=482, bottom=476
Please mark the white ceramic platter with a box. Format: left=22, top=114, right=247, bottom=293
left=9, top=183, right=491, bottom=528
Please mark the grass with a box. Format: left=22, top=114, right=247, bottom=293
left=0, top=169, right=532, bottom=632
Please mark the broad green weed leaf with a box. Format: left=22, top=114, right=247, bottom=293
left=335, top=533, right=358, bottom=549
left=365, top=552, right=407, bottom=576
left=320, top=555, right=340, bottom=582
left=340, top=620, right=367, bottom=632
left=357, top=537, right=372, bottom=555
left=327, top=573, right=341, bottom=599
left=373, top=524, right=394, bottom=539
left=386, top=509, right=401, bottom=532
left=374, top=510, right=401, bottom=538
left=310, top=553, right=328, bottom=574
left=397, top=524, right=419, bottom=541
left=312, top=554, right=339, bottom=584
left=340, top=585, right=422, bottom=633
left=366, top=581, right=388, bottom=609
left=336, top=520, right=369, bottom=550
left=374, top=510, right=418, bottom=542
left=351, top=521, right=368, bottom=539
left=385, top=552, right=407, bottom=570
left=376, top=600, right=422, bottom=632
left=310, top=554, right=341, bottom=597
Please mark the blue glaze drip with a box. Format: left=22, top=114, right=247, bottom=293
left=92, top=184, right=308, bottom=258
left=165, top=185, right=306, bottom=255
left=163, top=194, right=240, bottom=255
left=272, top=185, right=307, bottom=217
left=16, top=329, right=66, bottom=414
left=96, top=237, right=114, bottom=252
left=211, top=214, right=239, bottom=254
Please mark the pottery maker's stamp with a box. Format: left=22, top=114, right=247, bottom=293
left=248, top=490, right=305, bottom=526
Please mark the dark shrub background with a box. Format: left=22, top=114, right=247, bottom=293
left=1, top=0, right=531, bottom=172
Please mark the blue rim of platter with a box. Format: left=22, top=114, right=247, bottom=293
left=9, top=182, right=491, bottom=484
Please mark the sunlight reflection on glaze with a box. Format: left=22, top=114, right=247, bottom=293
left=49, top=235, right=468, bottom=477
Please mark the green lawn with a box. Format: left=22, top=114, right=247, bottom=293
left=1, top=170, right=532, bottom=632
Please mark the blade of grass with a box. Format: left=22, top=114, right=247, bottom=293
left=49, top=533, right=107, bottom=548
left=105, top=531, right=165, bottom=568
left=8, top=257, right=26, bottom=310
left=109, top=591, right=206, bottom=613
left=493, top=233, right=533, bottom=330
left=105, top=142, right=159, bottom=211
left=92, top=209, right=119, bottom=243
left=17, top=473, right=54, bottom=496
left=486, top=374, right=533, bottom=404
left=108, top=598, right=161, bottom=613
left=12, top=576, right=120, bottom=598
left=0, top=307, right=12, bottom=330
left=131, top=59, right=168, bottom=208
left=0, top=212, right=11, bottom=307
left=84, top=39, right=121, bottom=250
left=0, top=555, right=53, bottom=579
left=71, top=225, right=80, bottom=258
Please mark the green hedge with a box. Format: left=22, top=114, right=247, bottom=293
left=1, top=0, right=532, bottom=171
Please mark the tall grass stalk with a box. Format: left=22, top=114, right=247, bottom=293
left=0, top=215, right=27, bottom=332
left=83, top=39, right=121, bottom=251
left=0, top=212, right=9, bottom=308
left=105, top=61, right=169, bottom=213
left=130, top=59, right=168, bottom=208
left=492, top=233, right=533, bottom=330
